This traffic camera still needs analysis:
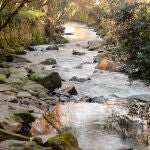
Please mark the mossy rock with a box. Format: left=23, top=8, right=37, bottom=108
left=0, top=61, right=9, bottom=68
left=12, top=109, right=36, bottom=123
left=31, top=136, right=43, bottom=145
left=13, top=55, right=31, bottom=63
left=45, top=132, right=80, bottom=150
left=30, top=70, right=62, bottom=92
left=6, top=68, right=28, bottom=86
left=0, top=69, right=10, bottom=83
left=0, top=74, right=6, bottom=83
left=0, top=128, right=30, bottom=142
left=22, top=80, right=49, bottom=98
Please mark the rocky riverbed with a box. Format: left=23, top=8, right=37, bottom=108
left=0, top=22, right=150, bottom=150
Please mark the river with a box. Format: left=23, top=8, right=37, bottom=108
left=24, top=22, right=150, bottom=150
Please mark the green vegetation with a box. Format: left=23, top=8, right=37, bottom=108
left=0, top=0, right=70, bottom=56
left=90, top=0, right=150, bottom=84
left=45, top=132, right=79, bottom=149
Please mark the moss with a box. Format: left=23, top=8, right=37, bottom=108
left=0, top=128, right=30, bottom=142
left=0, top=74, right=6, bottom=83
left=45, top=132, right=79, bottom=150
left=12, top=109, right=36, bottom=123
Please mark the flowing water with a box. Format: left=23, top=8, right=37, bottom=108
left=24, top=22, right=150, bottom=150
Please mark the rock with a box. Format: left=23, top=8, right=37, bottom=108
left=98, top=50, right=104, bottom=53
left=17, top=92, right=32, bottom=98
left=44, top=132, right=80, bottom=150
left=65, top=33, right=74, bottom=35
left=0, top=140, right=46, bottom=150
left=95, top=59, right=117, bottom=72
left=52, top=64, right=60, bottom=68
left=75, top=64, right=83, bottom=69
left=40, top=58, right=57, bottom=65
left=82, top=45, right=89, bottom=49
left=30, top=70, right=62, bottom=92
left=13, top=55, right=31, bottom=63
left=93, top=51, right=109, bottom=63
left=0, top=74, right=6, bottom=83
left=59, top=96, right=69, bottom=102
left=13, top=109, right=36, bottom=123
left=0, top=129, right=30, bottom=142
left=0, top=118, right=22, bottom=133
left=31, top=137, right=43, bottom=145
left=87, top=96, right=107, bottom=104
left=88, top=40, right=102, bottom=51
left=46, top=45, right=59, bottom=50
left=26, top=46, right=35, bottom=51
left=72, top=50, right=85, bottom=56
left=128, top=94, right=150, bottom=102
left=62, top=86, right=78, bottom=95
left=23, top=80, right=49, bottom=98
left=0, top=61, right=9, bottom=68
left=6, top=68, right=28, bottom=86
left=5, top=55, right=14, bottom=62
left=0, top=84, right=15, bottom=92
left=15, top=50, right=27, bottom=55
left=69, top=76, right=91, bottom=82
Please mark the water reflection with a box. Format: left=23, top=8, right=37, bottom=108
left=56, top=101, right=148, bottom=150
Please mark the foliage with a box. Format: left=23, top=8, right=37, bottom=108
left=0, top=0, right=71, bottom=55
left=114, top=2, right=150, bottom=83
left=92, top=0, right=150, bottom=83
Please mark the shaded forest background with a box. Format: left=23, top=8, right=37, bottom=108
left=0, top=0, right=150, bottom=83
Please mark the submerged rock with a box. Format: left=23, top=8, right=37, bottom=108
left=40, top=58, right=57, bottom=65
left=87, top=96, right=107, bottom=104
left=72, top=50, right=85, bottom=56
left=69, top=76, right=91, bottom=82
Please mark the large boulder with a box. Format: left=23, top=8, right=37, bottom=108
left=44, top=132, right=80, bottom=150
left=95, top=59, right=117, bottom=72
left=40, top=58, right=57, bottom=65
left=30, top=70, right=62, bottom=92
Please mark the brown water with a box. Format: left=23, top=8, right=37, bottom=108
left=24, top=22, right=150, bottom=150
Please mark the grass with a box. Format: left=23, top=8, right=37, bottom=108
left=20, top=10, right=46, bottom=19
